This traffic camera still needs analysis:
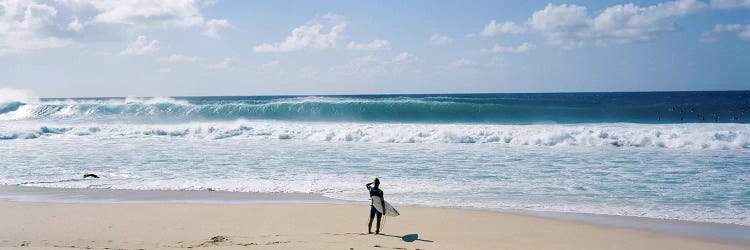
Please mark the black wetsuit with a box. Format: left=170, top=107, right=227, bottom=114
left=368, top=186, right=384, bottom=218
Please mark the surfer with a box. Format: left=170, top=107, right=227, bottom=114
left=366, top=178, right=384, bottom=234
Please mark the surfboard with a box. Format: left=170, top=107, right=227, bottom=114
left=372, top=196, right=399, bottom=217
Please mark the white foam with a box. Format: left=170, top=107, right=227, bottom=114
left=0, top=88, right=39, bottom=104
left=124, top=96, right=191, bottom=105
left=264, top=96, right=436, bottom=105
left=1, top=130, right=748, bottom=225
left=1, top=121, right=748, bottom=149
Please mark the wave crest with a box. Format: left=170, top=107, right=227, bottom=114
left=1, top=121, right=748, bottom=149
left=2, top=94, right=749, bottom=123
left=0, top=88, right=39, bottom=104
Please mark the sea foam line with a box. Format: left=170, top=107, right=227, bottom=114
left=1, top=121, right=748, bottom=149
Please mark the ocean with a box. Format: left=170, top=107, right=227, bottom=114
left=1, top=91, right=749, bottom=225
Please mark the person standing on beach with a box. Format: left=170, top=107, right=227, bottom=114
left=366, top=178, right=384, bottom=234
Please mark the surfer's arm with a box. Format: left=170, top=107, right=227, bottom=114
left=366, top=182, right=372, bottom=189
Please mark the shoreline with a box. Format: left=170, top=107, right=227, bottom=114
left=1, top=185, right=749, bottom=247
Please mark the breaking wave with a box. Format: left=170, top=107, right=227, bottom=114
left=1, top=121, right=748, bottom=149
left=1, top=92, right=749, bottom=123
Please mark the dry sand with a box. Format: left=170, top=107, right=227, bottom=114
left=0, top=200, right=747, bottom=250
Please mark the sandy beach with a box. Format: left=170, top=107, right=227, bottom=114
left=1, top=199, right=748, bottom=250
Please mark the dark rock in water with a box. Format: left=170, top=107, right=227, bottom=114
left=83, top=174, right=99, bottom=178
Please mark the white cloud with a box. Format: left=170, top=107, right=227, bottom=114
left=486, top=56, right=507, bottom=67
left=202, top=19, right=230, bottom=38
left=330, top=52, right=421, bottom=75
left=57, top=0, right=230, bottom=38
left=528, top=0, right=707, bottom=48
left=120, top=35, right=160, bottom=55
left=700, top=31, right=719, bottom=42
left=209, top=57, right=231, bottom=69
left=1, top=0, right=230, bottom=53
left=714, top=24, right=743, bottom=32
left=479, top=20, right=526, bottom=37
left=347, top=39, right=390, bottom=50
left=159, top=54, right=198, bottom=62
left=740, top=28, right=750, bottom=40
left=201, top=0, right=219, bottom=7
left=528, top=3, right=591, bottom=48
left=70, top=0, right=204, bottom=27
left=0, top=1, right=68, bottom=53
left=429, top=34, right=453, bottom=46
left=701, top=23, right=750, bottom=42
left=710, top=0, right=750, bottom=9
left=330, top=55, right=387, bottom=75
left=447, top=58, right=476, bottom=71
left=392, top=52, right=420, bottom=63
left=67, top=16, right=84, bottom=32
left=254, top=14, right=347, bottom=53
left=591, top=0, right=707, bottom=44
left=481, top=42, right=536, bottom=54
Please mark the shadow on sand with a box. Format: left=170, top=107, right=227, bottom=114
left=322, top=232, right=434, bottom=243
left=379, top=233, right=433, bottom=243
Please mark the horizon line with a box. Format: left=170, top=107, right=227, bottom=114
left=38, top=89, right=750, bottom=100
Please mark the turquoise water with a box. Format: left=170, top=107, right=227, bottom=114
left=1, top=91, right=749, bottom=124
left=0, top=92, right=749, bottom=225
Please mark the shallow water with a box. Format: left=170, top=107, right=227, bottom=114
left=1, top=130, right=748, bottom=225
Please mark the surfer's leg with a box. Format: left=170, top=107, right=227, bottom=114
left=368, top=217, right=374, bottom=233
left=368, top=206, right=376, bottom=233
left=375, top=214, right=382, bottom=234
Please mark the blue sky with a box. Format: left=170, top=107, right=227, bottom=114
left=1, top=0, right=749, bottom=97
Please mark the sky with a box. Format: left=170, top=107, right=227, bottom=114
left=1, top=0, right=749, bottom=98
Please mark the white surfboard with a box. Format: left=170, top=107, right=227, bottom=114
left=372, top=196, right=399, bottom=217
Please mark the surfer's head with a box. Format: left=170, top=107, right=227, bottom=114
left=373, top=178, right=380, bottom=187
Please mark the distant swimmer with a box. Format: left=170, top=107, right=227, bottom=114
left=366, top=178, right=384, bottom=234
left=83, top=174, right=99, bottom=178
